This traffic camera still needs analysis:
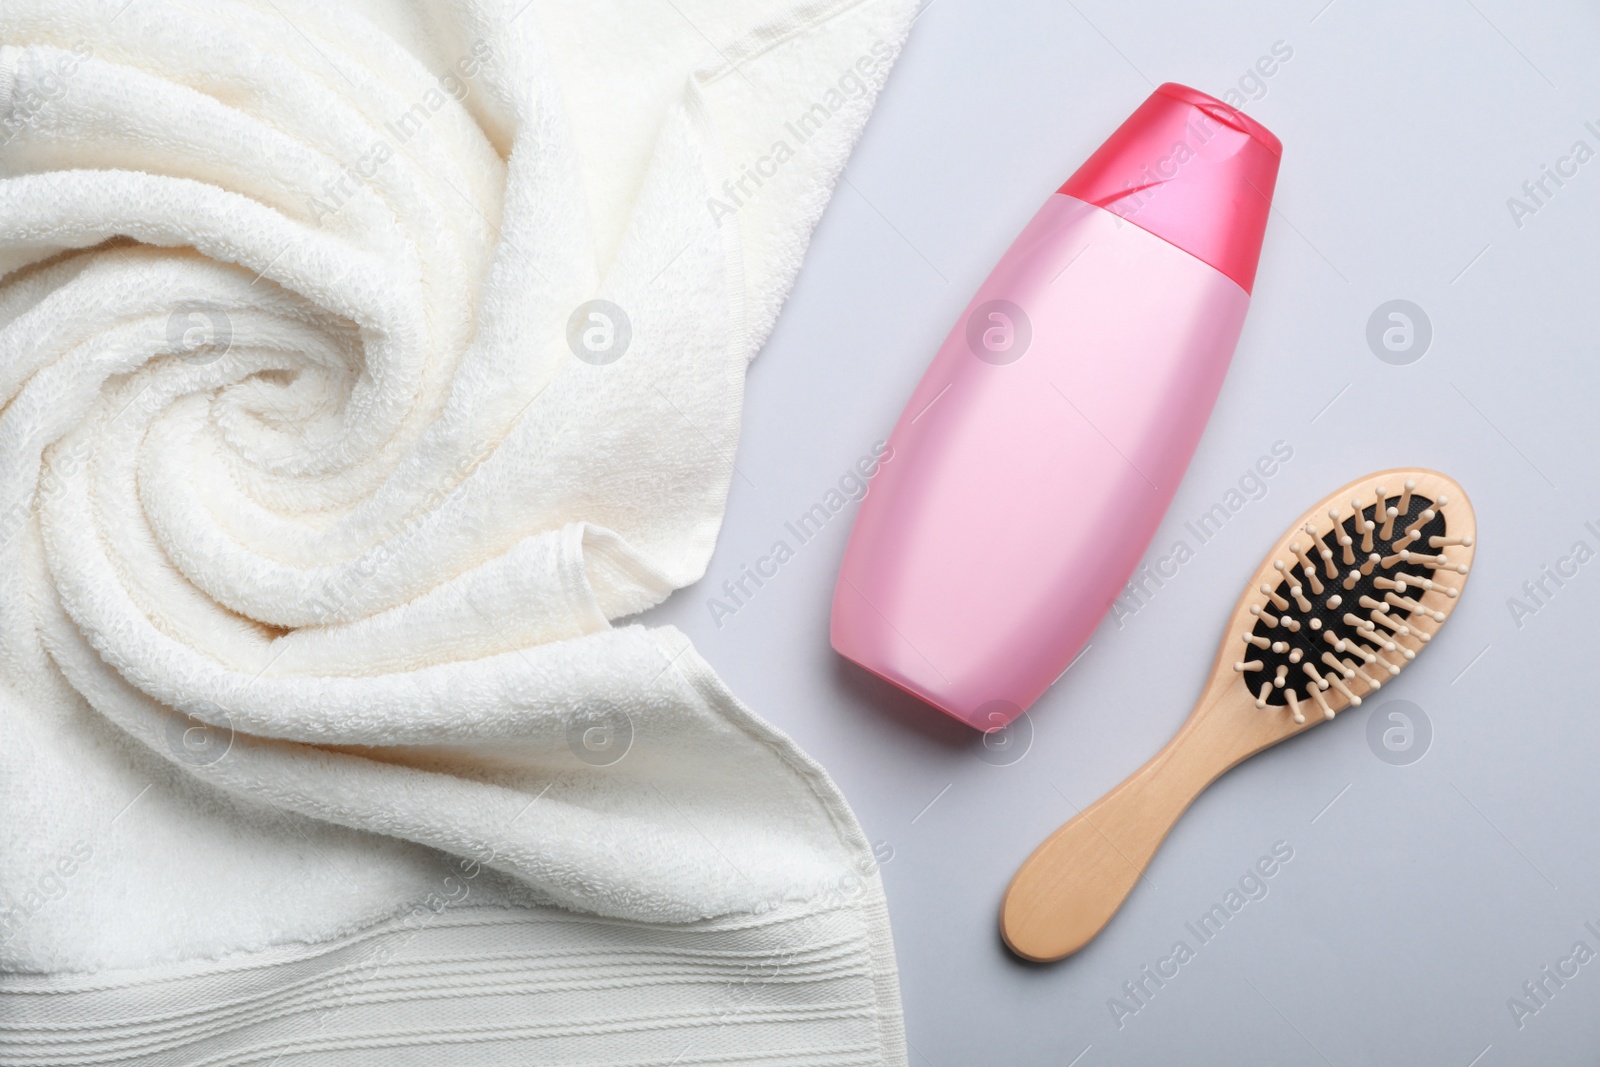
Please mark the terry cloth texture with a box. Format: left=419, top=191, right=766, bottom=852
left=0, top=0, right=917, bottom=1062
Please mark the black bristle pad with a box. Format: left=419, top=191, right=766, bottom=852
left=1243, top=493, right=1447, bottom=707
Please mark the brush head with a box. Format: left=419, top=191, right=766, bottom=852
left=1229, top=470, right=1474, bottom=725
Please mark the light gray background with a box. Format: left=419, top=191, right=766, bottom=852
left=642, top=2, right=1600, bottom=1063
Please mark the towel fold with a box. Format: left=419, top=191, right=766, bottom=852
left=0, top=0, right=915, bottom=1062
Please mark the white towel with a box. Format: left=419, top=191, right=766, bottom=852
left=0, top=0, right=915, bottom=1062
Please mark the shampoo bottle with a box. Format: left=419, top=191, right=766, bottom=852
left=831, top=83, right=1281, bottom=730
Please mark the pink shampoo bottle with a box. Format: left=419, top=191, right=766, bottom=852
left=831, top=83, right=1282, bottom=731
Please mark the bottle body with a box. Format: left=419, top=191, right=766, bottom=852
left=831, top=193, right=1252, bottom=730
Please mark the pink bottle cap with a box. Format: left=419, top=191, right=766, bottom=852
left=1058, top=82, right=1281, bottom=293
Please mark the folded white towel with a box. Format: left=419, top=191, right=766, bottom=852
left=0, top=0, right=915, bottom=1062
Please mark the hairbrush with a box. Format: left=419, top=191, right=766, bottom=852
left=1000, top=469, right=1475, bottom=962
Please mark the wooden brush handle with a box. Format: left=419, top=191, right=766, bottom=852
left=1000, top=718, right=1235, bottom=962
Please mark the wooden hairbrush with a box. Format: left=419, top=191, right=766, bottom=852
left=1000, top=469, right=1475, bottom=962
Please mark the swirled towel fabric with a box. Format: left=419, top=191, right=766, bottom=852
left=0, top=0, right=916, bottom=1063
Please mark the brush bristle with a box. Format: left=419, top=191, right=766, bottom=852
left=1234, top=483, right=1467, bottom=724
